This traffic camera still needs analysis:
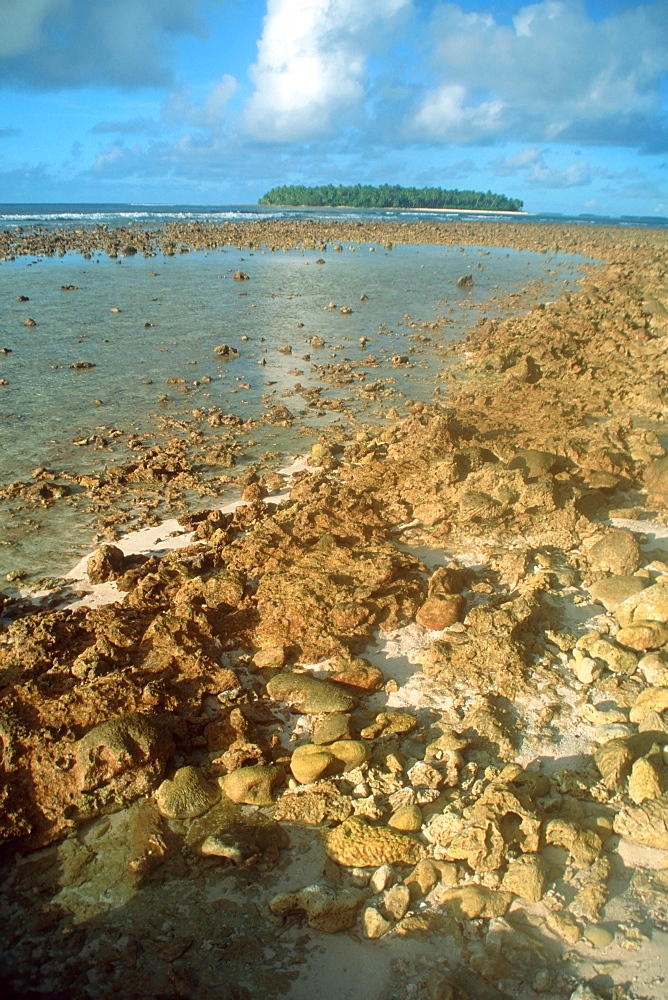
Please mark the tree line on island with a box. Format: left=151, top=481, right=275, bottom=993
left=259, top=184, right=523, bottom=212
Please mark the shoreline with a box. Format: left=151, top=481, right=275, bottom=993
left=1, top=219, right=668, bottom=1000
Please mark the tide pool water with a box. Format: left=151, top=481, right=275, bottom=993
left=0, top=238, right=589, bottom=581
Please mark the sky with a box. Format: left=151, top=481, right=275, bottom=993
left=0, top=0, right=667, bottom=216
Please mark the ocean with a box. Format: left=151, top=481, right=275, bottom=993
left=1, top=202, right=667, bottom=230
left=0, top=203, right=625, bottom=585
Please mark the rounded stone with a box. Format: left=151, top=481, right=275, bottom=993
left=588, top=575, right=647, bottom=612
left=617, top=621, right=668, bottom=652
left=219, top=763, right=284, bottom=805
left=266, top=672, right=355, bottom=714
left=388, top=804, right=423, bottom=832
left=369, top=864, right=395, bottom=894
left=155, top=766, right=220, bottom=819
left=290, top=747, right=336, bottom=784
left=588, top=529, right=641, bottom=577
left=584, top=924, right=614, bottom=949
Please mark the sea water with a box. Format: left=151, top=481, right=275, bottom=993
left=0, top=215, right=593, bottom=582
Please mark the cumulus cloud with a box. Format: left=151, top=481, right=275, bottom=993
left=411, top=1, right=668, bottom=151
left=242, top=0, right=410, bottom=142
left=493, top=146, right=597, bottom=188
left=0, top=0, right=212, bottom=89
left=164, top=75, right=238, bottom=132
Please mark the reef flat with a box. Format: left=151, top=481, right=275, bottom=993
left=1, top=220, right=668, bottom=1000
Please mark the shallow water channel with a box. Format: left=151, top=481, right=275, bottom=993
left=0, top=240, right=590, bottom=581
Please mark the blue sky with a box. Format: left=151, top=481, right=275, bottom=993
left=0, top=0, right=666, bottom=216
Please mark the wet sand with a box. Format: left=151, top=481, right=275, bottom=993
left=1, top=220, right=668, bottom=1000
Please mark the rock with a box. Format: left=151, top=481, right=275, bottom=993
left=219, top=764, right=284, bottom=805
left=269, top=883, right=367, bottom=932
left=545, top=818, right=602, bottom=868
left=501, top=853, right=548, bottom=902
left=588, top=575, right=647, bottom=612
left=155, top=766, right=220, bottom=819
left=360, top=711, right=417, bottom=739
left=613, top=793, right=668, bottom=849
left=645, top=455, right=668, bottom=502
left=383, top=883, right=411, bottom=920
left=546, top=911, right=581, bottom=944
left=629, top=687, right=668, bottom=723
left=252, top=646, right=286, bottom=670
left=325, top=816, right=427, bottom=867
left=638, top=653, right=668, bottom=686
left=456, top=274, right=473, bottom=288
left=272, top=783, right=353, bottom=825
left=233, top=270, right=249, bottom=280
left=87, top=544, right=125, bottom=584
left=362, top=906, right=392, bottom=938
left=568, top=984, right=602, bottom=1000
left=594, top=737, right=634, bottom=789
left=312, top=712, right=352, bottom=744
left=508, top=448, right=559, bottom=478
left=572, top=654, right=602, bottom=684
left=388, top=804, right=423, bottom=832
left=214, top=344, right=240, bottom=358
left=586, top=638, right=637, bottom=675
left=583, top=925, right=614, bottom=949
left=438, top=885, right=512, bottom=920
left=289, top=746, right=336, bottom=784
left=628, top=756, right=666, bottom=804
left=74, top=713, right=173, bottom=811
left=404, top=859, right=442, bottom=899
left=616, top=620, right=668, bottom=651
left=267, top=672, right=355, bottom=714
left=614, top=582, right=668, bottom=627
left=290, top=739, right=368, bottom=783
left=369, top=864, right=395, bottom=894
left=329, top=662, right=384, bottom=693
left=415, top=593, right=466, bottom=630
left=588, top=529, right=641, bottom=577
left=638, top=710, right=668, bottom=735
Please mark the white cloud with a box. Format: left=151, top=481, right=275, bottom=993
left=414, top=83, right=506, bottom=142
left=493, top=146, right=596, bottom=188
left=242, top=0, right=410, bottom=142
left=411, top=1, right=668, bottom=151
left=164, top=75, right=238, bottom=131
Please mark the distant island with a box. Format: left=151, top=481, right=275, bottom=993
left=259, top=184, right=523, bottom=212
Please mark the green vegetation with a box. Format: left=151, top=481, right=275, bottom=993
left=259, top=184, right=523, bottom=212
